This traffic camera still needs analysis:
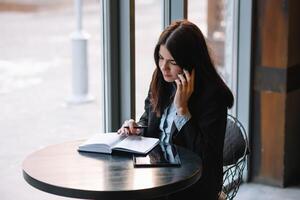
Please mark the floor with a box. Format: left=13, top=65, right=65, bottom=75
left=0, top=1, right=300, bottom=199
left=236, top=183, right=300, bottom=200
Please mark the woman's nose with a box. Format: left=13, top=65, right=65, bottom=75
left=161, top=60, right=169, bottom=71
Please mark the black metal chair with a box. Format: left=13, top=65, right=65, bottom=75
left=219, top=114, right=250, bottom=200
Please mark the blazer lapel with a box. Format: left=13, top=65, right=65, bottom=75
left=147, top=113, right=161, bottom=138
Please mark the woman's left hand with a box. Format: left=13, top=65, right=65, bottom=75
left=174, top=69, right=195, bottom=115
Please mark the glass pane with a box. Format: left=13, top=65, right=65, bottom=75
left=0, top=1, right=102, bottom=198
left=135, top=0, right=162, bottom=119
left=188, top=0, right=237, bottom=113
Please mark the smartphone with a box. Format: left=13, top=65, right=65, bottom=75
left=177, top=67, right=192, bottom=79
left=177, top=72, right=186, bottom=79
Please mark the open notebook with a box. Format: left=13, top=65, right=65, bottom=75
left=78, top=132, right=159, bottom=155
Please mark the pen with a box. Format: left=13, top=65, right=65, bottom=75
left=123, top=125, right=148, bottom=129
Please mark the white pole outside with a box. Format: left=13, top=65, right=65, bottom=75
left=68, top=0, right=93, bottom=104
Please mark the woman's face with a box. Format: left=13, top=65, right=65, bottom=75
left=158, top=45, right=183, bottom=82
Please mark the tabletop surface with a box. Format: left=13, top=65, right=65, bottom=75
left=22, top=140, right=202, bottom=199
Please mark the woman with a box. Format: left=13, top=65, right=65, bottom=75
left=118, top=20, right=234, bottom=200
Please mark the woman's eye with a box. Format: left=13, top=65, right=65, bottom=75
left=158, top=55, right=163, bottom=60
left=170, top=61, right=177, bottom=65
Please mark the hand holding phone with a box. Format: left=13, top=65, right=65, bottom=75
left=174, top=69, right=195, bottom=115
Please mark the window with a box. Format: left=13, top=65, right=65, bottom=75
left=188, top=0, right=238, bottom=114
left=135, top=0, right=162, bottom=119
left=1, top=1, right=102, bottom=198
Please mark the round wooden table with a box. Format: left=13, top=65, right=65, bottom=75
left=22, top=140, right=202, bottom=199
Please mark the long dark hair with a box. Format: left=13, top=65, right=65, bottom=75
left=150, top=20, right=234, bottom=116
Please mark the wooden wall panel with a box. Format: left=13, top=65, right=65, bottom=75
left=260, top=92, right=285, bottom=186
left=259, top=0, right=288, bottom=68
left=251, top=0, right=300, bottom=187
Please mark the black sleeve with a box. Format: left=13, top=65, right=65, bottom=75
left=174, top=98, right=227, bottom=160
left=138, top=92, right=150, bottom=126
left=172, top=97, right=227, bottom=198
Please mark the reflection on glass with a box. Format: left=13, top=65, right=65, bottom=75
left=188, top=0, right=237, bottom=112
left=159, top=143, right=177, bottom=163
left=189, top=0, right=225, bottom=70
left=135, top=0, right=162, bottom=119
left=133, top=144, right=181, bottom=167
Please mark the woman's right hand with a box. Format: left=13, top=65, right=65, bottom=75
left=117, top=119, right=142, bottom=135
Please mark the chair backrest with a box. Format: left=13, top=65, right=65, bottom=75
left=221, top=114, right=249, bottom=200
left=223, top=115, right=248, bottom=166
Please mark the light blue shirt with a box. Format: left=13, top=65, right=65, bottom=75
left=159, top=103, right=191, bottom=144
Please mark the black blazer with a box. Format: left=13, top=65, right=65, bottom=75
left=138, top=83, right=228, bottom=200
